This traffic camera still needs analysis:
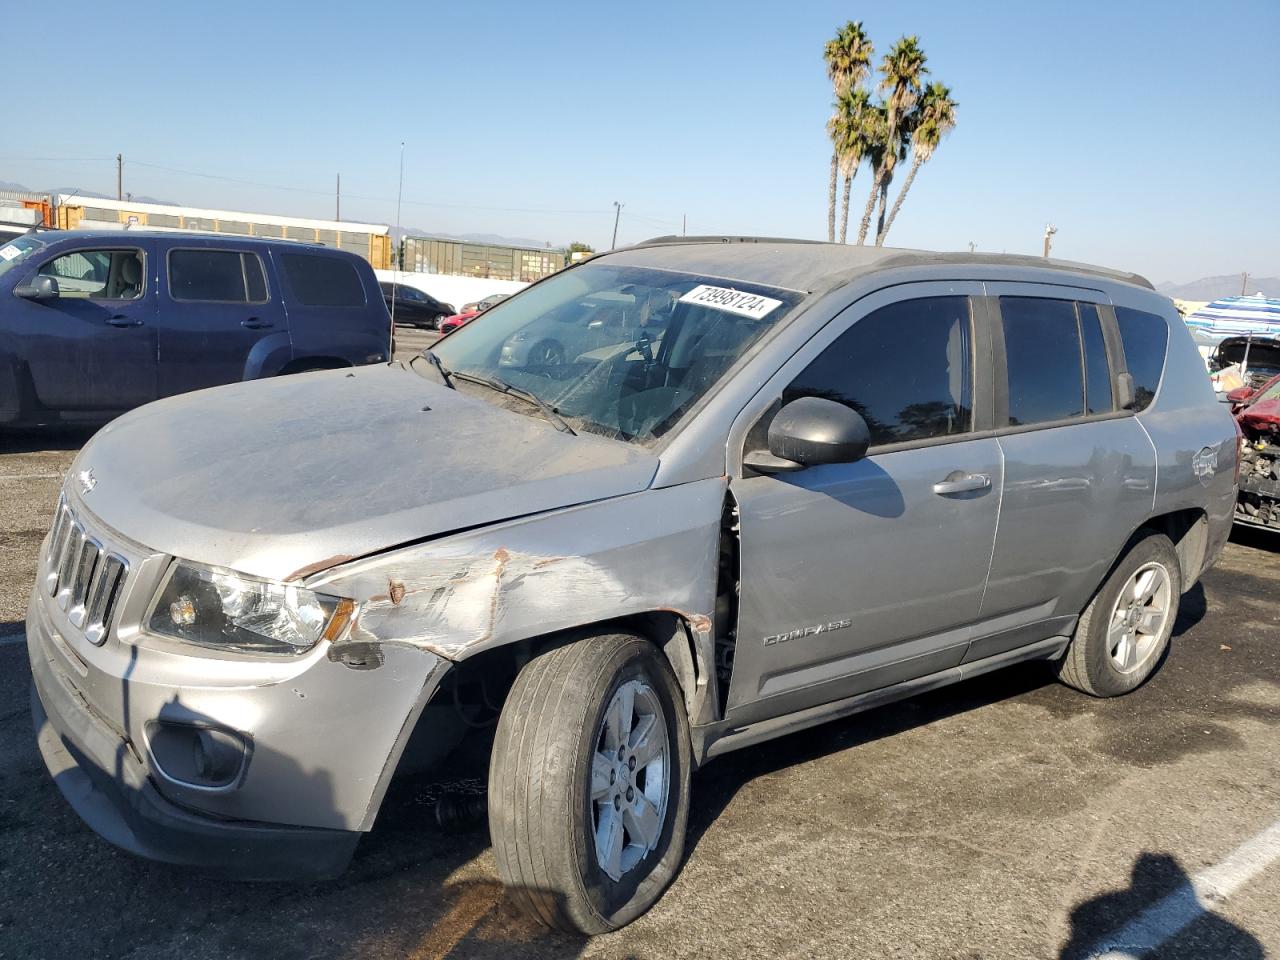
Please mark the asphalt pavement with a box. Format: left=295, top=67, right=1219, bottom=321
left=1, top=358, right=1278, bottom=959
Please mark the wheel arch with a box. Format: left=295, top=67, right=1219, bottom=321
left=279, top=356, right=353, bottom=375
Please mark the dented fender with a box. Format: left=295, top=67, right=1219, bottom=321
left=306, top=478, right=727, bottom=673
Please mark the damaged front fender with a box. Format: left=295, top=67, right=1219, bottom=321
left=306, top=478, right=726, bottom=676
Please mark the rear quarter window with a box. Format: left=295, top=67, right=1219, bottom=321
left=280, top=254, right=366, bottom=307
left=1114, top=307, right=1170, bottom=410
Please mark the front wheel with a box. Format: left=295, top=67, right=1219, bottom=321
left=488, top=633, right=691, bottom=934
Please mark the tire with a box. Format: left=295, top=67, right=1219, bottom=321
left=489, top=633, right=691, bottom=934
left=529, top=340, right=565, bottom=368
left=1056, top=532, right=1182, bottom=697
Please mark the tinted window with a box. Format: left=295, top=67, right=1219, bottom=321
left=39, top=249, right=144, bottom=300
left=244, top=254, right=267, bottom=303
left=170, top=250, right=249, bottom=302
left=1114, top=306, right=1169, bottom=410
left=784, top=296, right=972, bottom=446
left=1078, top=303, right=1113, bottom=414
left=1001, top=297, right=1083, bottom=425
left=281, top=254, right=365, bottom=307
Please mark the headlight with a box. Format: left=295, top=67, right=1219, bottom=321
left=148, top=561, right=353, bottom=655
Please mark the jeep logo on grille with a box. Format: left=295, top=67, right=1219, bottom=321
left=77, top=468, right=97, bottom=494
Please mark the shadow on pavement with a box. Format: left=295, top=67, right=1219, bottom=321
left=0, top=425, right=98, bottom=455
left=1059, top=851, right=1264, bottom=959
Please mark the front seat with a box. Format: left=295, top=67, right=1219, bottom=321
left=112, top=254, right=143, bottom=299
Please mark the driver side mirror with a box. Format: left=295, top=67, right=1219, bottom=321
left=743, top=396, right=871, bottom=474
left=14, top=275, right=59, bottom=302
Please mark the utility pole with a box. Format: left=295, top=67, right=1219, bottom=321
left=682, top=213, right=687, bottom=236
left=392, top=143, right=405, bottom=327
left=1042, top=223, right=1057, bottom=258
left=611, top=201, right=624, bottom=249
left=336, top=173, right=341, bottom=221
left=116, top=154, right=123, bottom=201
left=1241, top=272, right=1249, bottom=296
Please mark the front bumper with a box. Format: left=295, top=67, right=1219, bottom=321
left=30, top=660, right=359, bottom=880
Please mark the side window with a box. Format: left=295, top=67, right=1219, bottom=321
left=1078, top=303, right=1114, bottom=414
left=168, top=250, right=268, bottom=303
left=280, top=254, right=365, bottom=307
left=39, top=249, right=144, bottom=300
left=1001, top=297, right=1083, bottom=426
left=784, top=296, right=973, bottom=447
left=1114, top=306, right=1169, bottom=410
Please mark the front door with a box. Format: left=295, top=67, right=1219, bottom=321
left=727, top=287, right=1002, bottom=724
left=19, top=243, right=157, bottom=411
left=157, top=244, right=287, bottom=396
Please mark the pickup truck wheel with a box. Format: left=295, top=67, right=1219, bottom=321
left=1056, top=532, right=1181, bottom=697
left=488, top=633, right=691, bottom=934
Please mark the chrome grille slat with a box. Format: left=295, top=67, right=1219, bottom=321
left=46, top=501, right=72, bottom=596
left=66, top=538, right=102, bottom=628
left=84, top=554, right=126, bottom=646
left=43, top=502, right=130, bottom=646
left=55, top=523, right=86, bottom=610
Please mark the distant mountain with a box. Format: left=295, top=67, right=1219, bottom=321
left=1156, top=275, right=1279, bottom=301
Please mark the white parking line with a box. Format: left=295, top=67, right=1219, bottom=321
left=1087, top=817, right=1280, bottom=958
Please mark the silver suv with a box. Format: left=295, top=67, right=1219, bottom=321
left=27, top=239, right=1238, bottom=933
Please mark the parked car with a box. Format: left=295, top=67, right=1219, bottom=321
left=498, top=286, right=674, bottom=370
left=1229, top=372, right=1280, bottom=530
left=1204, top=333, right=1280, bottom=396
left=0, top=231, right=390, bottom=427
left=28, top=239, right=1237, bottom=935
left=379, top=281, right=453, bottom=330
left=438, top=293, right=512, bottom=335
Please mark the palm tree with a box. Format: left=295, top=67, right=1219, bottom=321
left=823, top=21, right=873, bottom=242
left=856, top=36, right=928, bottom=245
left=879, top=82, right=957, bottom=245
left=829, top=86, right=874, bottom=243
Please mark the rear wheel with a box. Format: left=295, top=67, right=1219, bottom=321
left=488, top=633, right=691, bottom=934
left=1056, top=532, right=1181, bottom=697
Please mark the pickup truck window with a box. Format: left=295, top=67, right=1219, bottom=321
left=38, top=249, right=145, bottom=300
left=784, top=296, right=973, bottom=446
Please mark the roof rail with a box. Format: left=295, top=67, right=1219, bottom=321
left=637, top=235, right=825, bottom=247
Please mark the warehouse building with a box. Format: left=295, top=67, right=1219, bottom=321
left=402, top=235, right=565, bottom=283
left=55, top=195, right=393, bottom=268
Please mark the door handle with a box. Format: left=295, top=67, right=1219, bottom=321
left=241, top=318, right=273, bottom=329
left=106, top=315, right=143, bottom=327
left=932, top=472, right=992, bottom=495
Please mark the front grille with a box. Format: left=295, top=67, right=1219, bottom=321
left=45, top=498, right=129, bottom=646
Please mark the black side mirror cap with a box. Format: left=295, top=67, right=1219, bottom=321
left=745, top=396, right=871, bottom=474
left=14, top=275, right=59, bottom=302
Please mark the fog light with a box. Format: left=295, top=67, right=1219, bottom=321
left=147, top=721, right=248, bottom=788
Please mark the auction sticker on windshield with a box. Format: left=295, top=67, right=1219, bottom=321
left=679, top=284, right=782, bottom=319
left=0, top=245, right=22, bottom=262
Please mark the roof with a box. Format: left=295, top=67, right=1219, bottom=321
left=56, top=194, right=389, bottom=235
left=606, top=235, right=1154, bottom=295
left=36, top=229, right=358, bottom=254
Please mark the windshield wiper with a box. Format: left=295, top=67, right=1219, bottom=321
left=420, top=349, right=454, bottom=389
left=452, top=371, right=576, bottom=435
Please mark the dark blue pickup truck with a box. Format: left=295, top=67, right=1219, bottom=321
left=0, top=231, right=392, bottom=427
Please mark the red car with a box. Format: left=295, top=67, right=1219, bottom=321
left=1229, top=373, right=1280, bottom=530
left=437, top=310, right=480, bottom=335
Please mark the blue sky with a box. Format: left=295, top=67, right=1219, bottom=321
left=3, top=0, right=1276, bottom=283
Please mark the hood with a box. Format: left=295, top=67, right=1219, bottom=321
left=71, top=364, right=658, bottom=581
left=1213, top=336, right=1280, bottom=370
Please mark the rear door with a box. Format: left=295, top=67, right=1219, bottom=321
left=727, top=284, right=1003, bottom=723
left=157, top=243, right=287, bottom=396
left=275, top=250, right=390, bottom=365
left=17, top=242, right=158, bottom=411
left=974, top=285, right=1157, bottom=659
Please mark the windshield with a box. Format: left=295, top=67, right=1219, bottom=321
left=422, top=262, right=801, bottom=444
left=0, top=235, right=47, bottom=278
left=1250, top=376, right=1280, bottom=405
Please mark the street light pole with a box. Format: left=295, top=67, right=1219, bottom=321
left=611, top=201, right=624, bottom=249
left=1042, top=223, right=1057, bottom=258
